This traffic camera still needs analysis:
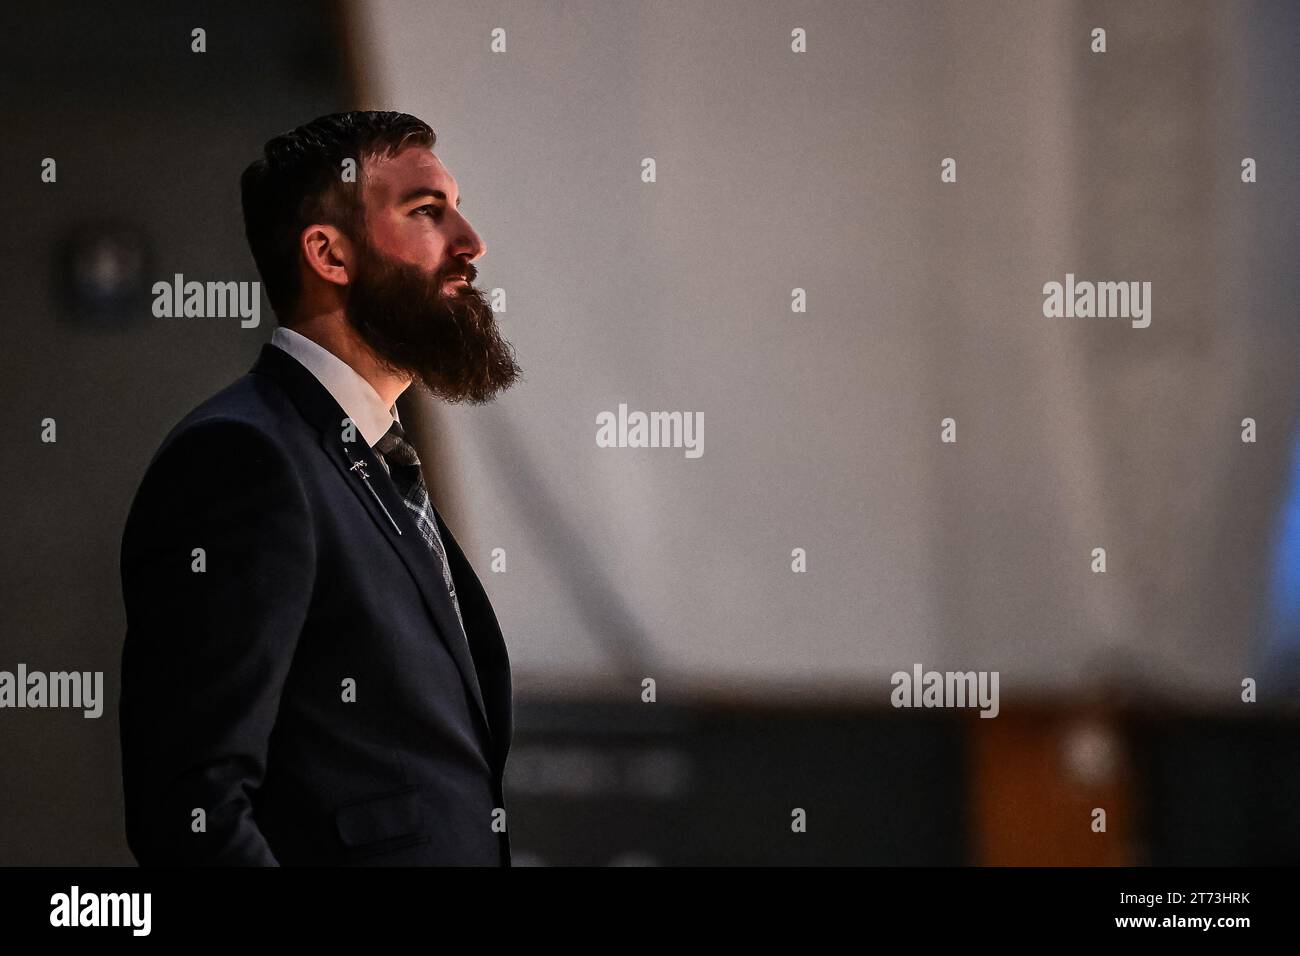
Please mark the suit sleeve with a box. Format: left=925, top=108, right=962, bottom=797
left=119, top=418, right=315, bottom=865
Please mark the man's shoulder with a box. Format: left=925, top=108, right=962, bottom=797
left=148, top=366, right=312, bottom=473
left=119, top=365, right=319, bottom=590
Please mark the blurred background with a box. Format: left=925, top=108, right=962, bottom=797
left=2, top=0, right=1298, bottom=865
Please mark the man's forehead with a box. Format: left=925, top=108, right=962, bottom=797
left=364, top=147, right=455, bottom=201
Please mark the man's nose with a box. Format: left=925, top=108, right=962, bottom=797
left=451, top=213, right=486, bottom=261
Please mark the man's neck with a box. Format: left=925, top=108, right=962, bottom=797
left=285, top=312, right=413, bottom=409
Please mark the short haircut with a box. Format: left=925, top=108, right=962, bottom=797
left=240, top=110, right=435, bottom=322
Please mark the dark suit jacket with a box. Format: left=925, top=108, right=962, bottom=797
left=119, top=343, right=512, bottom=865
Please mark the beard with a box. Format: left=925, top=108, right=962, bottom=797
left=344, top=236, right=521, bottom=404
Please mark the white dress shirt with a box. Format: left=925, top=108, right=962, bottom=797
left=270, top=326, right=405, bottom=452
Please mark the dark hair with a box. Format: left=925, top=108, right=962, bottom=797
left=240, top=110, right=435, bottom=322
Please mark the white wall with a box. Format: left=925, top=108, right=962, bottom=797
left=354, top=0, right=1300, bottom=702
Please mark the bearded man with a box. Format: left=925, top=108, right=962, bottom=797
left=118, top=111, right=521, bottom=866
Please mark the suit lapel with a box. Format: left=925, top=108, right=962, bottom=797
left=250, top=344, right=493, bottom=744
left=321, top=432, right=492, bottom=740
left=432, top=508, right=513, bottom=771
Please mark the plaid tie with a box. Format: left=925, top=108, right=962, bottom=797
left=373, top=420, right=467, bottom=636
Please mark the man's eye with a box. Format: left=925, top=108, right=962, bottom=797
left=413, top=205, right=438, bottom=217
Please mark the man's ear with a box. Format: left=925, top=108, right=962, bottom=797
left=300, top=223, right=353, bottom=290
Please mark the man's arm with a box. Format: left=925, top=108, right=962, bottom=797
left=119, top=418, right=315, bottom=865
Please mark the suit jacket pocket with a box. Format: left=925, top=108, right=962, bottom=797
left=333, top=784, right=426, bottom=849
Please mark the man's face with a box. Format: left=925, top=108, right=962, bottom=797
left=344, top=145, right=520, bottom=403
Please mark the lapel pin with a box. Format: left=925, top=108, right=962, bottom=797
left=343, top=445, right=403, bottom=535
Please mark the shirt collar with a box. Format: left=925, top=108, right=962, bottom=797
left=269, top=326, right=404, bottom=448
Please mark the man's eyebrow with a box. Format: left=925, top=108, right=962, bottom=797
left=397, top=187, right=461, bottom=208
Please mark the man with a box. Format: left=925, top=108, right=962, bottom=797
left=119, top=111, right=522, bottom=865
